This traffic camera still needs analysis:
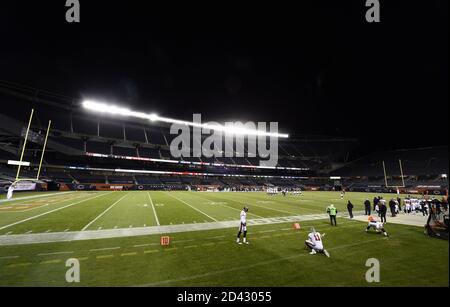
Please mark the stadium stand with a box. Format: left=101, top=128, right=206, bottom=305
left=0, top=85, right=447, bottom=194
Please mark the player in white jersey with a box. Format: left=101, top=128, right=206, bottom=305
left=305, top=227, right=330, bottom=257
left=236, top=207, right=249, bottom=244
left=366, top=216, right=388, bottom=236
left=404, top=199, right=411, bottom=213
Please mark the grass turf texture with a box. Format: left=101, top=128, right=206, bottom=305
left=0, top=191, right=448, bottom=286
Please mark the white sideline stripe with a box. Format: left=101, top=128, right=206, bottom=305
left=192, top=193, right=265, bottom=219
left=0, top=212, right=348, bottom=246
left=38, top=251, right=74, bottom=256
left=0, top=191, right=75, bottom=204
left=0, top=192, right=112, bottom=231
left=137, top=237, right=385, bottom=286
left=165, top=192, right=218, bottom=222
left=147, top=192, right=160, bottom=226
left=81, top=193, right=129, bottom=231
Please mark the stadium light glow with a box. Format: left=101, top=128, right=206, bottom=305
left=82, top=100, right=289, bottom=138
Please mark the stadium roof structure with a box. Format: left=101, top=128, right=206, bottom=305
left=0, top=80, right=358, bottom=164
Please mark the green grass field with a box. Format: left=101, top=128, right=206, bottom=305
left=0, top=191, right=448, bottom=286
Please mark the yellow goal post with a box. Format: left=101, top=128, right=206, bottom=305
left=382, top=159, right=406, bottom=188
left=7, top=109, right=52, bottom=198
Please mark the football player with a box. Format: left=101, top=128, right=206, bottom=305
left=236, top=206, right=249, bottom=244
left=366, top=216, right=388, bottom=236
left=305, top=227, right=330, bottom=257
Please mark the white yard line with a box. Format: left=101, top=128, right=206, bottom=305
left=96, top=254, right=114, bottom=259
left=251, top=194, right=326, bottom=211
left=258, top=229, right=277, bottom=233
left=0, top=192, right=112, bottom=231
left=89, top=247, right=121, bottom=252
left=190, top=193, right=265, bottom=219
left=233, top=199, right=297, bottom=215
left=37, top=251, right=74, bottom=256
left=208, top=235, right=226, bottom=239
left=81, top=193, right=129, bottom=231
left=0, top=255, right=19, bottom=260
left=133, top=243, right=159, bottom=248
left=147, top=192, right=160, bottom=226
left=164, top=192, right=218, bottom=222
left=208, top=193, right=298, bottom=215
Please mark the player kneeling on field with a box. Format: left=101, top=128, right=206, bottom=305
left=305, top=227, right=330, bottom=257
left=366, top=216, right=389, bottom=236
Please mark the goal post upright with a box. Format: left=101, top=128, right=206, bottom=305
left=382, top=161, right=389, bottom=187
left=398, top=159, right=405, bottom=187
left=11, top=109, right=52, bottom=191
left=36, top=120, right=52, bottom=180
left=16, top=109, right=34, bottom=181
left=382, top=159, right=406, bottom=189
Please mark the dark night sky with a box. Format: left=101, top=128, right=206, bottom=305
left=0, top=1, right=448, bottom=152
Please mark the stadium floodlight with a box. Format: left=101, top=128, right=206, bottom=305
left=82, top=100, right=289, bottom=138
left=82, top=100, right=158, bottom=121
